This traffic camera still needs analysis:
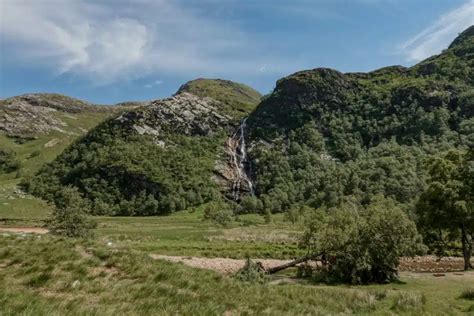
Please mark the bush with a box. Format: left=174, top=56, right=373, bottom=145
left=0, top=149, right=20, bottom=173
left=239, top=195, right=262, bottom=213
left=46, top=186, right=97, bottom=238
left=301, top=196, right=425, bottom=284
left=203, top=201, right=234, bottom=226
left=233, top=258, right=267, bottom=283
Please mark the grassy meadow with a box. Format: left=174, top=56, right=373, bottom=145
left=0, top=233, right=473, bottom=315
left=1, top=205, right=474, bottom=314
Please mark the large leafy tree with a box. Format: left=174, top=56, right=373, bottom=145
left=301, top=196, right=423, bottom=284
left=417, top=149, right=474, bottom=270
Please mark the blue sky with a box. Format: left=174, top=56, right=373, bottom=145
left=1, top=0, right=473, bottom=104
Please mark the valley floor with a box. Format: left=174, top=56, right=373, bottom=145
left=1, top=207, right=474, bottom=315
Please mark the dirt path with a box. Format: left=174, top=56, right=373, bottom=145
left=151, top=254, right=469, bottom=275
left=399, top=255, right=467, bottom=272
left=0, top=227, right=48, bottom=234
left=151, top=254, right=294, bottom=274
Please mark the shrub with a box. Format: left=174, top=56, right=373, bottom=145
left=0, top=149, right=20, bottom=173
left=233, top=258, right=267, bottom=283
left=203, top=201, right=234, bottom=226
left=46, top=186, right=97, bottom=238
left=460, top=288, right=474, bottom=300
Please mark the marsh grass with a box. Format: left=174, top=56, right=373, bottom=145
left=392, top=292, right=426, bottom=311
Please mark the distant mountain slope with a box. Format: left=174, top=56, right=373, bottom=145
left=0, top=93, right=144, bottom=137
left=0, top=93, right=145, bottom=221
left=177, top=79, right=262, bottom=119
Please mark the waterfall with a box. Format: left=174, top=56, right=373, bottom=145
left=229, top=118, right=254, bottom=200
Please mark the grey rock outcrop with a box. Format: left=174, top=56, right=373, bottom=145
left=116, top=92, right=233, bottom=141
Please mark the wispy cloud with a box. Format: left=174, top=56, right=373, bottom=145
left=144, top=80, right=163, bottom=88
left=0, top=0, right=297, bottom=85
left=400, top=0, right=474, bottom=61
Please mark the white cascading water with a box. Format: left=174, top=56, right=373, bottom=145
left=230, top=118, right=254, bottom=200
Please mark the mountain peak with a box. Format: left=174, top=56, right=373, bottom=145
left=448, top=25, right=474, bottom=49
left=176, top=78, right=262, bottom=119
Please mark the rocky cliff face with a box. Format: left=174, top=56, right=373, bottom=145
left=115, top=92, right=233, bottom=143
left=1, top=98, right=68, bottom=136
left=214, top=118, right=254, bottom=200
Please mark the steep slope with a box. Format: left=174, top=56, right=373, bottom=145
left=177, top=78, right=262, bottom=119
left=28, top=81, right=258, bottom=215
left=244, top=26, right=473, bottom=212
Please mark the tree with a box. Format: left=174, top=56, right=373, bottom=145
left=300, top=196, right=423, bottom=284
left=0, top=149, right=20, bottom=173
left=47, top=186, right=96, bottom=238
left=417, top=149, right=474, bottom=270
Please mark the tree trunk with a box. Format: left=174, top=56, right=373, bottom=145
left=266, top=253, right=322, bottom=274
left=461, top=225, right=473, bottom=270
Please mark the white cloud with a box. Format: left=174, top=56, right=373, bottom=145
left=400, top=0, right=474, bottom=61
left=0, top=0, right=294, bottom=85
left=144, top=80, right=163, bottom=88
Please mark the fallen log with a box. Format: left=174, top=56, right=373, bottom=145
left=266, top=253, right=322, bottom=274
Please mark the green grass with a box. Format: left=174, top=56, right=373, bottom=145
left=177, top=78, right=262, bottom=119
left=1, top=234, right=472, bottom=315
left=0, top=178, right=51, bottom=225
left=0, top=191, right=301, bottom=259
left=95, top=211, right=303, bottom=259
left=0, top=205, right=472, bottom=314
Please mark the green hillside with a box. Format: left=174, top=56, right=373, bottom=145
left=243, top=26, right=473, bottom=214
left=177, top=78, right=262, bottom=119
left=0, top=94, right=136, bottom=223
left=26, top=80, right=260, bottom=216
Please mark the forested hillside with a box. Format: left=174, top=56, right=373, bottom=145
left=26, top=81, right=262, bottom=215
left=246, top=26, right=473, bottom=213
left=26, top=27, right=472, bottom=218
